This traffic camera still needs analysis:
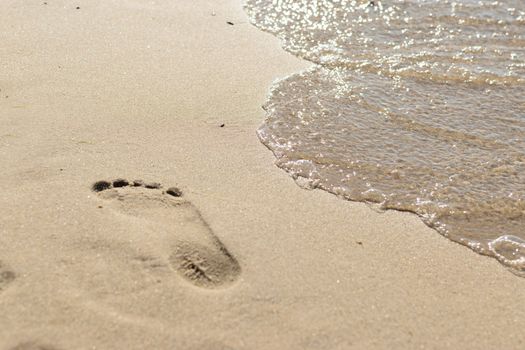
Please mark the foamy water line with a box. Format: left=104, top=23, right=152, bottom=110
left=244, top=0, right=525, bottom=275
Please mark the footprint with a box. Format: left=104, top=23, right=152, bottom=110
left=0, top=260, right=16, bottom=292
left=92, top=178, right=241, bottom=289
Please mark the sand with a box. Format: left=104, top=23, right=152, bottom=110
left=1, top=0, right=524, bottom=349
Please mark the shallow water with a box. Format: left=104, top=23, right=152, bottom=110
left=244, top=0, right=525, bottom=274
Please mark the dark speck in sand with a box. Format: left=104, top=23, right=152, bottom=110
left=92, top=181, right=111, bottom=192
left=145, top=182, right=162, bottom=189
left=166, top=187, right=183, bottom=197
left=76, top=6, right=80, bottom=9
left=132, top=179, right=144, bottom=187
left=113, top=178, right=129, bottom=188
left=220, top=123, right=225, bottom=128
left=356, top=241, right=363, bottom=246
left=227, top=21, right=234, bottom=25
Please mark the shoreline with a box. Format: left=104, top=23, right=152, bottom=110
left=1, top=0, right=524, bottom=349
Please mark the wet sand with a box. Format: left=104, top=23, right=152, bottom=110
left=1, top=0, right=524, bottom=349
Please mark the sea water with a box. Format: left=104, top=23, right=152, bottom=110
left=244, top=0, right=525, bottom=274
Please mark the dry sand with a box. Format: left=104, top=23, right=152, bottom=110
left=1, top=0, right=524, bottom=349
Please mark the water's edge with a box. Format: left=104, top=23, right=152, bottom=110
left=243, top=0, right=525, bottom=276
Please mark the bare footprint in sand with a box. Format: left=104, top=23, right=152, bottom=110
left=0, top=260, right=16, bottom=292
left=92, top=179, right=241, bottom=289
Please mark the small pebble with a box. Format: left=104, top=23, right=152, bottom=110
left=220, top=123, right=225, bottom=128
left=226, top=21, right=234, bottom=25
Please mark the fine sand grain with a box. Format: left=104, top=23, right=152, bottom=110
left=1, top=0, right=524, bottom=349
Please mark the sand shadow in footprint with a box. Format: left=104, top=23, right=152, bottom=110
left=9, top=342, right=61, bottom=350
left=92, top=178, right=241, bottom=289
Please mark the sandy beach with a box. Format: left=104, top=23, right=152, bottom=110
left=1, top=0, right=525, bottom=349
